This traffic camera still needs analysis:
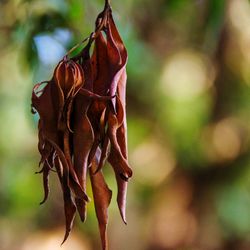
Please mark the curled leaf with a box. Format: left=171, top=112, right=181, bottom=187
left=31, top=3, right=132, bottom=248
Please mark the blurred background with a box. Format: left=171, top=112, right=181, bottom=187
left=1, top=0, right=250, bottom=249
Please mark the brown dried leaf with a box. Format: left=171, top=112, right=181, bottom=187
left=90, top=148, right=112, bottom=250
left=31, top=3, right=132, bottom=248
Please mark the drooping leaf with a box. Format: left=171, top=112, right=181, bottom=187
left=31, top=3, right=132, bottom=248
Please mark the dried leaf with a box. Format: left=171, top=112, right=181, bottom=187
left=31, top=3, right=132, bottom=248
left=90, top=148, right=112, bottom=250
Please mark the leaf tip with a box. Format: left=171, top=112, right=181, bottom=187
left=61, top=231, right=70, bottom=246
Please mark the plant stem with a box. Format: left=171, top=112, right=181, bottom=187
left=105, top=0, right=110, bottom=8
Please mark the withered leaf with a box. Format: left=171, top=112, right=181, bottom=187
left=31, top=2, right=132, bottom=249
left=90, top=148, right=112, bottom=250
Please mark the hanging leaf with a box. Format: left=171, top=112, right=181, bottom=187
left=31, top=1, right=132, bottom=249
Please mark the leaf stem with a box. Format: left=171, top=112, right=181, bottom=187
left=105, top=0, right=111, bottom=8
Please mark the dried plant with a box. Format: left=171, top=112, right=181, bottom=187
left=31, top=1, right=132, bottom=249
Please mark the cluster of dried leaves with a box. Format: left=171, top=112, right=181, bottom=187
left=31, top=2, right=132, bottom=249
